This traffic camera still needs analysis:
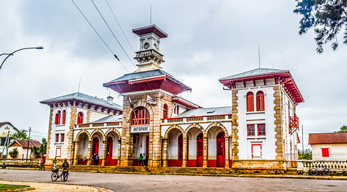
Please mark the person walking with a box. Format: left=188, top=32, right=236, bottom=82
left=92, top=153, right=96, bottom=165
left=53, top=157, right=57, bottom=168
left=139, top=153, right=143, bottom=166
left=95, top=154, right=99, bottom=165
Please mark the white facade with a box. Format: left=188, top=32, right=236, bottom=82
left=0, top=122, right=18, bottom=156
left=312, top=144, right=347, bottom=161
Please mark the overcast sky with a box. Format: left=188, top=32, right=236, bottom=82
left=1, top=0, right=346, bottom=150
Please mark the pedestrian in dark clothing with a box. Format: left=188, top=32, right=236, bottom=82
left=2, top=163, right=6, bottom=169
left=92, top=153, right=96, bottom=165
left=95, top=154, right=99, bottom=165
left=145, top=154, right=149, bottom=166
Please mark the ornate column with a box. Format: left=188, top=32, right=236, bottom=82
left=101, top=140, right=107, bottom=166
left=73, top=141, right=79, bottom=165
left=225, top=136, right=230, bottom=168
left=203, top=135, right=208, bottom=168
left=87, top=140, right=92, bottom=165
left=182, top=136, right=187, bottom=167
left=162, top=138, right=168, bottom=167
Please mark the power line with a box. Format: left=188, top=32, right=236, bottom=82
left=90, top=0, right=136, bottom=68
left=70, top=0, right=129, bottom=72
left=105, top=0, right=135, bottom=53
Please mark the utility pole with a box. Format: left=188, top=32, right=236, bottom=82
left=302, top=125, right=304, bottom=153
left=26, top=127, right=31, bottom=164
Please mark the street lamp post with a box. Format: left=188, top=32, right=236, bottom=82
left=0, top=46, right=44, bottom=70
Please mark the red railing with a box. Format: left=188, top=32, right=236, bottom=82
left=289, top=114, right=299, bottom=134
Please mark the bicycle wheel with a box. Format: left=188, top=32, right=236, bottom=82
left=51, top=172, right=58, bottom=181
left=61, top=174, right=68, bottom=182
left=311, top=169, right=317, bottom=175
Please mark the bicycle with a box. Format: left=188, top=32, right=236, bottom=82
left=309, top=166, right=330, bottom=175
left=51, top=168, right=69, bottom=182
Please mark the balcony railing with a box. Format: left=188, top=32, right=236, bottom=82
left=289, top=114, right=299, bottom=134
left=161, top=114, right=232, bottom=124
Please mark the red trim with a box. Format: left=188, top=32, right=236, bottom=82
left=247, top=124, right=255, bottom=136
left=257, top=124, right=266, bottom=136
left=220, top=72, right=304, bottom=104
left=172, top=98, right=200, bottom=109
left=251, top=144, right=262, bottom=158
left=55, top=147, right=61, bottom=157
left=78, top=159, right=88, bottom=165
left=55, top=134, right=59, bottom=142
left=60, top=133, right=65, bottom=142
left=62, top=110, right=66, bottom=124
left=256, top=91, right=265, bottom=111
left=128, top=76, right=166, bottom=85
left=187, top=160, right=197, bottom=167
left=208, top=160, right=217, bottom=167
left=133, top=25, right=168, bottom=38
left=246, top=92, right=254, bottom=112
left=168, top=159, right=183, bottom=167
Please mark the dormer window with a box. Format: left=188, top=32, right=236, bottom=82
left=77, top=112, right=83, bottom=124
left=163, top=104, right=168, bottom=119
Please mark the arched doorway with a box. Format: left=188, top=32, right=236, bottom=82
left=92, top=137, right=100, bottom=165
left=77, top=133, right=89, bottom=165
left=131, top=107, right=150, bottom=166
left=178, top=134, right=183, bottom=161
left=216, top=131, right=225, bottom=167
left=106, top=137, right=113, bottom=165
left=197, top=133, right=203, bottom=167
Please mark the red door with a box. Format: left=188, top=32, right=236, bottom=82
left=216, top=132, right=225, bottom=167
left=92, top=137, right=99, bottom=165
left=197, top=133, right=203, bottom=167
left=105, top=137, right=113, bottom=166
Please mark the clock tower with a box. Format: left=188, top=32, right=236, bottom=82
left=132, top=25, right=168, bottom=72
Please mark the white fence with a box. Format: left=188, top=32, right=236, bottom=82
left=297, top=160, right=347, bottom=174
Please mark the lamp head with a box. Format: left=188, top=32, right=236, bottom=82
left=36, top=46, right=44, bottom=49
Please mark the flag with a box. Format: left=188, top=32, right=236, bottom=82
left=147, top=95, right=157, bottom=105
left=129, top=97, right=134, bottom=108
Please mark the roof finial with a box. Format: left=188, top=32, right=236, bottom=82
left=77, top=77, right=81, bottom=93
left=150, top=4, right=152, bottom=25
left=258, top=45, right=261, bottom=68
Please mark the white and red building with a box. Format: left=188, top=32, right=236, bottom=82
left=309, top=132, right=347, bottom=161
left=41, top=24, right=304, bottom=171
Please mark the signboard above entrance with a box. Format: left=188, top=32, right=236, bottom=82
left=131, top=125, right=150, bottom=133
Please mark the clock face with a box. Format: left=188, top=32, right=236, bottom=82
left=144, top=43, right=150, bottom=49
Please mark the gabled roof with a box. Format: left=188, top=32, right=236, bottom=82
left=10, top=140, right=41, bottom=148
left=219, top=68, right=289, bottom=81
left=176, top=106, right=232, bottom=117
left=40, top=92, right=122, bottom=111
left=172, top=96, right=201, bottom=109
left=93, top=115, right=122, bottom=123
left=309, top=132, right=347, bottom=145
left=219, top=68, right=304, bottom=104
left=104, top=69, right=192, bottom=95
left=0, top=122, right=19, bottom=132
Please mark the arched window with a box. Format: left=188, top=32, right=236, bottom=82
left=55, top=110, right=61, bottom=125
left=174, top=105, right=180, bottom=115
left=62, top=110, right=66, bottom=124
left=246, top=92, right=254, bottom=112
left=131, top=107, right=150, bottom=125
left=256, top=91, right=265, bottom=111
left=163, top=104, right=168, bottom=119
left=77, top=112, right=83, bottom=124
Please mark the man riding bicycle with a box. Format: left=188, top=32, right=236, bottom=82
left=61, top=158, right=69, bottom=177
left=51, top=158, right=70, bottom=182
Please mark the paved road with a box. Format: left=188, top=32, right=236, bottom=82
left=1, top=169, right=347, bottom=192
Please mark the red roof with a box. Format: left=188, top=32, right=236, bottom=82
left=308, top=133, right=347, bottom=145
left=10, top=140, right=41, bottom=148
left=133, top=25, right=168, bottom=38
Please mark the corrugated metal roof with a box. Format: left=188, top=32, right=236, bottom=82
left=93, top=115, right=123, bottom=123
left=11, top=140, right=41, bottom=148
left=219, top=68, right=289, bottom=81
left=172, top=96, right=202, bottom=108
left=40, top=92, right=122, bottom=111
left=309, top=132, right=347, bottom=145
left=176, top=106, right=232, bottom=117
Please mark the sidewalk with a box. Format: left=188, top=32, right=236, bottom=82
left=0, top=180, right=113, bottom=192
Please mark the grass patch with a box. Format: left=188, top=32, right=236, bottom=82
left=0, top=184, right=30, bottom=190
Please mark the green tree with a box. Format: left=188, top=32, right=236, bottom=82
left=337, top=125, right=347, bottom=132
left=40, top=138, right=47, bottom=154
left=9, top=130, right=28, bottom=141
left=32, top=146, right=41, bottom=158
left=293, top=0, right=347, bottom=53
left=9, top=148, right=18, bottom=158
